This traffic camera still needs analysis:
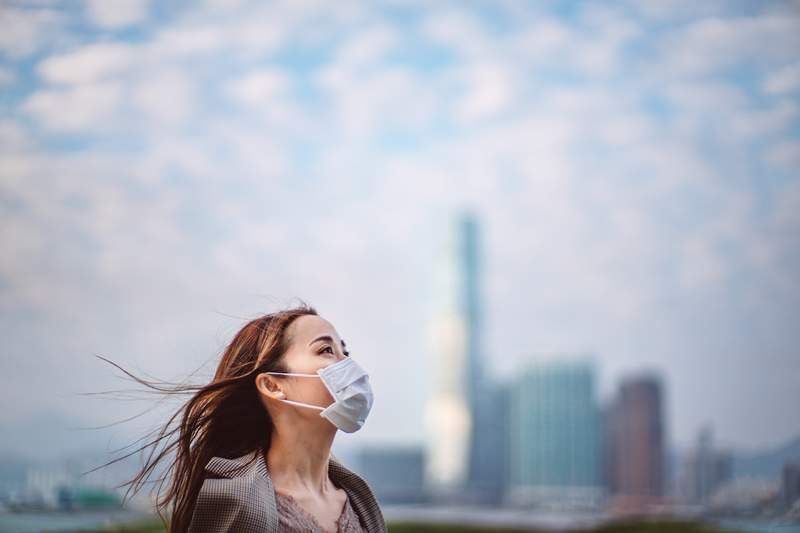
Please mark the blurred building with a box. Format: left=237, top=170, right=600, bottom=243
left=467, top=381, right=511, bottom=504
left=356, top=446, right=426, bottom=504
left=425, top=212, right=486, bottom=499
left=508, top=359, right=603, bottom=508
left=26, top=465, right=72, bottom=509
left=782, top=463, right=800, bottom=510
left=709, top=477, right=779, bottom=515
left=678, top=426, right=733, bottom=505
left=6, top=461, right=125, bottom=511
left=606, top=374, right=665, bottom=512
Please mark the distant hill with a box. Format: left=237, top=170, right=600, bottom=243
left=733, top=434, right=800, bottom=480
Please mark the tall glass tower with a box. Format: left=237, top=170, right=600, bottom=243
left=425, top=212, right=483, bottom=494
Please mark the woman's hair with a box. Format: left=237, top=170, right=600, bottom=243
left=93, top=302, right=318, bottom=533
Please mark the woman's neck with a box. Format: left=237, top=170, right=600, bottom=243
left=265, top=422, right=337, bottom=496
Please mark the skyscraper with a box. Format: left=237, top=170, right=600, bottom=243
left=508, top=359, right=603, bottom=507
left=606, top=374, right=665, bottom=510
left=782, top=463, right=800, bottom=511
left=677, top=426, right=732, bottom=505
left=424, top=212, right=483, bottom=495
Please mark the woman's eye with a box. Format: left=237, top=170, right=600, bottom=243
left=321, top=346, right=335, bottom=355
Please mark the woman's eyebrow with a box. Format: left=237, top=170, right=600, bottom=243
left=308, top=335, right=346, bottom=347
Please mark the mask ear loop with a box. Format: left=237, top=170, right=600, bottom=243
left=263, top=371, right=327, bottom=411
left=278, top=398, right=326, bottom=411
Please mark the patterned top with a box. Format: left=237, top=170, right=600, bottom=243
left=275, top=490, right=366, bottom=533
left=187, top=449, right=386, bottom=533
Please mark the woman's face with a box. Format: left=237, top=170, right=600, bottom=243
left=258, top=314, right=349, bottom=415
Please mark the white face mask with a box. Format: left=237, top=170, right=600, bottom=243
left=265, top=357, right=374, bottom=433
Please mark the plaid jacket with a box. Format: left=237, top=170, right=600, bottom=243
left=187, top=449, right=387, bottom=533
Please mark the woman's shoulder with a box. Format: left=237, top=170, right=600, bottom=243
left=188, top=451, right=278, bottom=533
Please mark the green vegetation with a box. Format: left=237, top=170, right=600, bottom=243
left=588, top=520, right=742, bottom=533
left=77, top=519, right=167, bottom=532
left=68, top=487, right=123, bottom=510
left=83, top=518, right=742, bottom=533
left=387, top=520, right=740, bottom=533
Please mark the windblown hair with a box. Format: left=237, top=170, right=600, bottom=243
left=92, top=302, right=318, bottom=533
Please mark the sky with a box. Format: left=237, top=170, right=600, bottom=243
left=1, top=0, right=799, bottom=461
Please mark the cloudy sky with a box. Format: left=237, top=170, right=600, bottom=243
left=1, top=0, right=799, bottom=461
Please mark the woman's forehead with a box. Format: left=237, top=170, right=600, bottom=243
left=289, top=315, right=339, bottom=343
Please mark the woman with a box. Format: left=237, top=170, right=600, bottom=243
left=103, top=303, right=386, bottom=533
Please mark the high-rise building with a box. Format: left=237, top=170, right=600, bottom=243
left=678, top=426, right=732, bottom=505
left=606, top=374, right=666, bottom=506
left=425, top=212, right=483, bottom=495
left=782, top=463, right=800, bottom=511
left=508, top=359, right=603, bottom=507
left=424, top=211, right=511, bottom=503
left=468, top=381, right=510, bottom=503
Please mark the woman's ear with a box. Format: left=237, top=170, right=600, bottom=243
left=256, top=373, right=285, bottom=400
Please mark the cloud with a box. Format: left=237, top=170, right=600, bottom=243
left=630, top=0, right=735, bottom=21
left=726, top=101, right=799, bottom=141
left=316, top=24, right=400, bottom=90
left=22, top=82, right=123, bottom=131
left=766, top=139, right=800, bottom=171
left=318, top=63, right=436, bottom=139
left=0, top=66, right=15, bottom=86
left=148, top=25, right=228, bottom=56
left=85, top=0, right=150, bottom=29
left=452, top=63, right=514, bottom=122
left=0, top=5, right=65, bottom=58
left=764, top=62, right=800, bottom=94
left=664, top=80, right=749, bottom=111
left=0, top=120, right=32, bottom=152
left=226, top=68, right=290, bottom=108
left=132, top=69, right=196, bottom=125
left=37, top=42, right=136, bottom=85
left=662, top=13, right=800, bottom=75
left=422, top=9, right=494, bottom=61
left=512, top=17, right=574, bottom=59
left=334, top=24, right=398, bottom=70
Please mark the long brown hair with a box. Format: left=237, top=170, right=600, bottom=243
left=92, top=302, right=318, bottom=532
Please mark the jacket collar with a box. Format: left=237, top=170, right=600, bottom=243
left=204, top=450, right=264, bottom=479
left=204, top=448, right=358, bottom=486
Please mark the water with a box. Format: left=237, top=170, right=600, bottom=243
left=383, top=505, right=800, bottom=533
left=0, top=510, right=152, bottom=533
left=713, top=519, right=800, bottom=533
left=383, top=504, right=607, bottom=530
left=4, top=507, right=797, bottom=533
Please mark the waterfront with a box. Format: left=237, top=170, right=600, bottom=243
left=0, top=510, right=151, bottom=533
left=385, top=505, right=800, bottom=533
left=713, top=519, right=800, bottom=533
left=382, top=504, right=608, bottom=530
left=3, top=508, right=798, bottom=533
